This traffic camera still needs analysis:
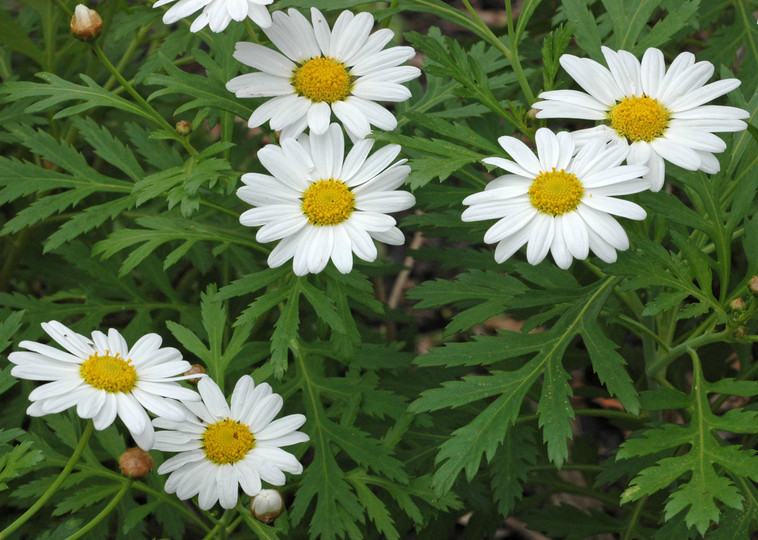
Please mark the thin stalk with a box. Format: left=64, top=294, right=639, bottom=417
left=505, top=0, right=535, bottom=104
left=90, top=42, right=198, bottom=156
left=243, top=20, right=259, bottom=42
left=0, top=421, right=95, bottom=540
left=64, top=479, right=133, bottom=540
left=380, top=0, right=400, bottom=29
left=616, top=314, right=671, bottom=350
left=646, top=330, right=728, bottom=376
left=620, top=496, right=648, bottom=540
left=103, top=23, right=154, bottom=92
left=461, top=0, right=534, bottom=104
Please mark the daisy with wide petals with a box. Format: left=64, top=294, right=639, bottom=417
left=154, top=375, right=308, bottom=510
left=238, top=123, right=415, bottom=275
left=226, top=8, right=421, bottom=139
left=533, top=46, right=749, bottom=191
left=9, top=321, right=200, bottom=450
left=154, top=0, right=273, bottom=33
left=462, top=128, right=650, bottom=269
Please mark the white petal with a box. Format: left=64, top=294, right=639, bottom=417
left=559, top=54, right=623, bottom=105
left=650, top=138, right=701, bottom=170
left=535, top=128, right=560, bottom=171
left=198, top=377, right=230, bottom=419
left=525, top=214, right=554, bottom=265
left=332, top=100, right=371, bottom=139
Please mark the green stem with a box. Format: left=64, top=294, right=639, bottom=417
left=620, top=496, right=648, bottom=540
left=517, top=408, right=646, bottom=425
left=505, top=0, right=535, bottom=104
left=65, top=479, right=133, bottom=540
left=90, top=42, right=198, bottom=156
left=243, top=20, right=259, bottom=42
left=0, top=421, right=95, bottom=540
left=616, top=314, right=671, bottom=350
left=103, top=23, right=154, bottom=92
left=646, top=330, right=728, bottom=376
left=461, top=0, right=534, bottom=104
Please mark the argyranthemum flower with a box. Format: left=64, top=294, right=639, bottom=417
left=226, top=8, right=420, bottom=139
left=238, top=123, right=415, bottom=275
left=154, top=375, right=308, bottom=510
left=9, top=321, right=200, bottom=450
left=462, top=128, right=650, bottom=269
left=533, top=46, right=749, bottom=191
left=154, top=0, right=273, bottom=33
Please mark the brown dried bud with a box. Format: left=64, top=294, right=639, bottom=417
left=119, top=447, right=153, bottom=478
left=183, top=363, right=205, bottom=385
left=250, top=489, right=284, bottom=524
left=70, top=5, right=102, bottom=41
left=729, top=297, right=747, bottom=313
left=748, top=276, right=758, bottom=296
left=175, top=120, right=192, bottom=137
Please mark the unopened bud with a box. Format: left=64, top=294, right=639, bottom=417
left=250, top=489, right=284, bottom=524
left=119, top=447, right=153, bottom=478
left=527, top=108, right=539, bottom=119
left=183, top=363, right=205, bottom=385
left=70, top=5, right=102, bottom=41
left=748, top=276, right=758, bottom=296
left=729, top=297, right=746, bottom=312
left=175, top=120, right=192, bottom=137
left=733, top=326, right=747, bottom=339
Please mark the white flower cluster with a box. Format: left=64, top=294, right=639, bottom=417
left=464, top=46, right=748, bottom=268
left=10, top=321, right=307, bottom=511
left=173, top=4, right=422, bottom=276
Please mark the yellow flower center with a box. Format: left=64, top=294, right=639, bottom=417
left=529, top=168, right=584, bottom=216
left=202, top=418, right=256, bottom=465
left=608, top=95, right=670, bottom=143
left=79, top=352, right=137, bottom=393
left=292, top=56, right=352, bottom=103
left=301, top=178, right=355, bottom=226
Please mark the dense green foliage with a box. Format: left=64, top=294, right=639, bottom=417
left=0, top=0, right=757, bottom=538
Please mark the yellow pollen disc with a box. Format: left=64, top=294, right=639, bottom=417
left=292, top=56, right=352, bottom=103
left=609, top=94, right=670, bottom=143
left=301, top=178, right=355, bottom=226
left=79, top=352, right=137, bottom=393
left=202, top=418, right=255, bottom=465
left=529, top=168, right=584, bottom=216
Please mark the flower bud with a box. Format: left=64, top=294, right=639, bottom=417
left=119, top=447, right=153, bottom=478
left=250, top=489, right=284, bottom=524
left=183, top=363, right=205, bottom=385
left=729, top=297, right=746, bottom=313
left=748, top=276, right=758, bottom=297
left=70, top=5, right=102, bottom=41
left=175, top=120, right=192, bottom=137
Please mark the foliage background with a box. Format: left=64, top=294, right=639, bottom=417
left=0, top=0, right=757, bottom=538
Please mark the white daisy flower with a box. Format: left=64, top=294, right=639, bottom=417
left=154, top=0, right=273, bottom=33
left=238, top=123, right=416, bottom=275
left=9, top=321, right=200, bottom=450
left=153, top=375, right=308, bottom=510
left=533, top=46, right=749, bottom=191
left=226, top=8, right=421, bottom=140
left=462, top=128, right=650, bottom=269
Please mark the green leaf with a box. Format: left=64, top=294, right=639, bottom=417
left=600, top=0, right=660, bottom=50
left=1, top=72, right=154, bottom=121
left=561, top=0, right=604, bottom=61
left=0, top=433, right=45, bottom=491
left=491, top=424, right=536, bottom=517
left=636, top=0, right=701, bottom=52
left=270, top=279, right=301, bottom=377
left=618, top=360, right=758, bottom=534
